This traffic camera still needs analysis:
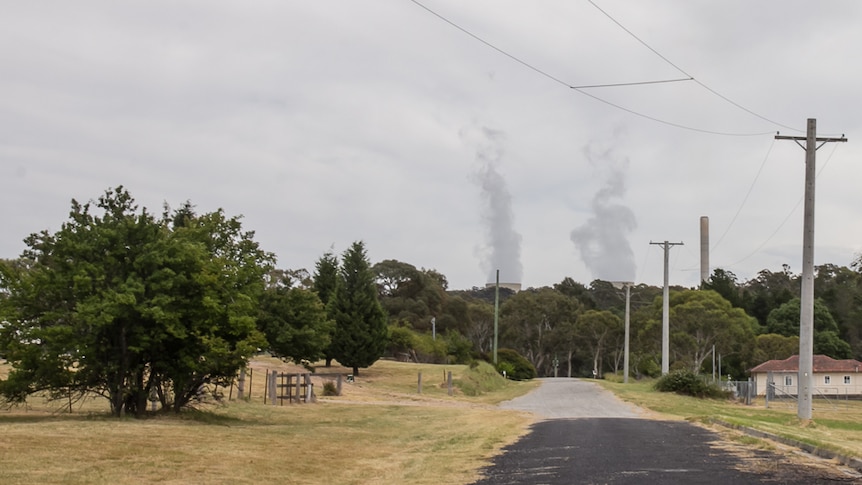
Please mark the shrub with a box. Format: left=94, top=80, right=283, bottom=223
left=454, top=361, right=508, bottom=396
left=495, top=348, right=537, bottom=380
left=654, top=369, right=730, bottom=399
left=322, top=381, right=338, bottom=396
left=496, top=361, right=515, bottom=379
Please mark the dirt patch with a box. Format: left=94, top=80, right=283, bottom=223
left=703, top=423, right=862, bottom=483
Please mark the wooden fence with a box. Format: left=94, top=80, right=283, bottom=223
left=225, top=368, right=348, bottom=404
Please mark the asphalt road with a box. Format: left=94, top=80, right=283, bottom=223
left=475, top=378, right=859, bottom=485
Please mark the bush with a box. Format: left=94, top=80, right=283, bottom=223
left=454, top=361, right=508, bottom=396
left=443, top=330, right=473, bottom=364
left=494, top=348, right=537, bottom=380
left=654, top=369, right=730, bottom=399
left=322, top=381, right=338, bottom=396
left=496, top=361, right=515, bottom=379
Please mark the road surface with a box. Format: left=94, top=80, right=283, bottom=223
left=474, top=378, right=860, bottom=484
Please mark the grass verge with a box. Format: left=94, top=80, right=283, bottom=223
left=0, top=359, right=536, bottom=485
left=598, top=378, right=862, bottom=460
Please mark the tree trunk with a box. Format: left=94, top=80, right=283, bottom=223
left=353, top=366, right=359, bottom=376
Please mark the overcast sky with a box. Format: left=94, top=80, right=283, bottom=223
left=3, top=1, right=862, bottom=291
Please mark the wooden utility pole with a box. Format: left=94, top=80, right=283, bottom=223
left=493, top=269, right=500, bottom=365
left=650, top=240, right=683, bottom=375
left=776, top=119, right=846, bottom=421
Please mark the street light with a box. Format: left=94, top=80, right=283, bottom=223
left=611, top=281, right=634, bottom=384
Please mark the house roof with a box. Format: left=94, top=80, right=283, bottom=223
left=751, top=355, right=862, bottom=374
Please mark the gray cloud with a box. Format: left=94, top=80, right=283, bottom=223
left=1, top=2, right=862, bottom=290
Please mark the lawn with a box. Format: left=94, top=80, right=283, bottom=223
left=0, top=359, right=537, bottom=485
left=598, top=378, right=862, bottom=460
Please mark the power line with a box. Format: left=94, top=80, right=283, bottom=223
left=710, top=138, right=777, bottom=252
left=586, top=0, right=802, bottom=133
left=718, top=142, right=842, bottom=269
left=571, top=77, right=693, bottom=89
left=572, top=88, right=773, bottom=137
left=408, top=0, right=775, bottom=137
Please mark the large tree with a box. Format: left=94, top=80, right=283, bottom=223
left=0, top=188, right=272, bottom=416
left=669, top=290, right=757, bottom=373
left=500, top=287, right=581, bottom=376
left=574, top=310, right=622, bottom=378
left=636, top=290, right=757, bottom=375
left=313, top=250, right=339, bottom=366
left=766, top=297, right=852, bottom=359
left=258, top=271, right=334, bottom=365
left=328, top=241, right=388, bottom=376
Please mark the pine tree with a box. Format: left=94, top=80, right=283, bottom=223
left=313, top=250, right=339, bottom=366
left=313, top=250, right=339, bottom=306
left=328, top=241, right=388, bottom=376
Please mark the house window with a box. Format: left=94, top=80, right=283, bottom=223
left=785, top=376, right=793, bottom=386
left=845, top=376, right=852, bottom=385
left=825, top=376, right=831, bottom=384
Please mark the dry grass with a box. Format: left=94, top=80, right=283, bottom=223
left=0, top=358, right=536, bottom=485
left=599, top=379, right=862, bottom=460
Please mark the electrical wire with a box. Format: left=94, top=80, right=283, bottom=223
left=586, top=0, right=803, bottom=133
left=718, top=143, right=842, bottom=269
left=572, top=88, right=774, bottom=137
left=408, top=0, right=776, bottom=137
left=710, top=138, right=777, bottom=252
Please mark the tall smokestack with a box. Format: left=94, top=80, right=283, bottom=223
left=700, top=216, right=709, bottom=285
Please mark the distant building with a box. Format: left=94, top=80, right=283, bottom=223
left=750, top=355, right=862, bottom=397
left=484, top=282, right=521, bottom=293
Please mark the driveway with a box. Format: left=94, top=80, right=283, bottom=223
left=475, top=378, right=860, bottom=484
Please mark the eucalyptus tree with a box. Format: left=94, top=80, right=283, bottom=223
left=500, top=287, right=581, bottom=376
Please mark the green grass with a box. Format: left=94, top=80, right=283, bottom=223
left=599, top=378, right=862, bottom=459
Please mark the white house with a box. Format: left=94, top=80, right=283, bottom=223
left=750, top=355, right=862, bottom=397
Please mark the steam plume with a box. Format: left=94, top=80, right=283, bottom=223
left=571, top=143, right=636, bottom=282
left=470, top=127, right=523, bottom=284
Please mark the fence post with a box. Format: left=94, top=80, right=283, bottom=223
left=447, top=371, right=453, bottom=396
left=295, top=374, right=302, bottom=403
left=305, top=374, right=312, bottom=402
left=237, top=368, right=246, bottom=400
left=337, top=374, right=343, bottom=396
left=418, top=372, right=422, bottom=394
left=269, top=371, right=278, bottom=406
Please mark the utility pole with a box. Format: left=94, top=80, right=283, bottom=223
left=493, top=269, right=500, bottom=365
left=650, top=240, right=683, bottom=375
left=776, top=119, right=847, bottom=422
left=612, top=281, right=634, bottom=383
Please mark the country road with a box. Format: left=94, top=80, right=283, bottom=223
left=498, top=377, right=642, bottom=419
left=474, top=378, right=862, bottom=485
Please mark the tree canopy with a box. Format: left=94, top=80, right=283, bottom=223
left=328, top=241, right=389, bottom=375
left=0, top=187, right=272, bottom=416
left=258, top=272, right=334, bottom=365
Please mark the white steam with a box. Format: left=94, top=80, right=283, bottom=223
left=571, top=143, right=637, bottom=282
left=469, top=126, right=523, bottom=284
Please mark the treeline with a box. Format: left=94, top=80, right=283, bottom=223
left=374, top=261, right=862, bottom=381
left=0, top=188, right=389, bottom=417
left=3, top=187, right=862, bottom=417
